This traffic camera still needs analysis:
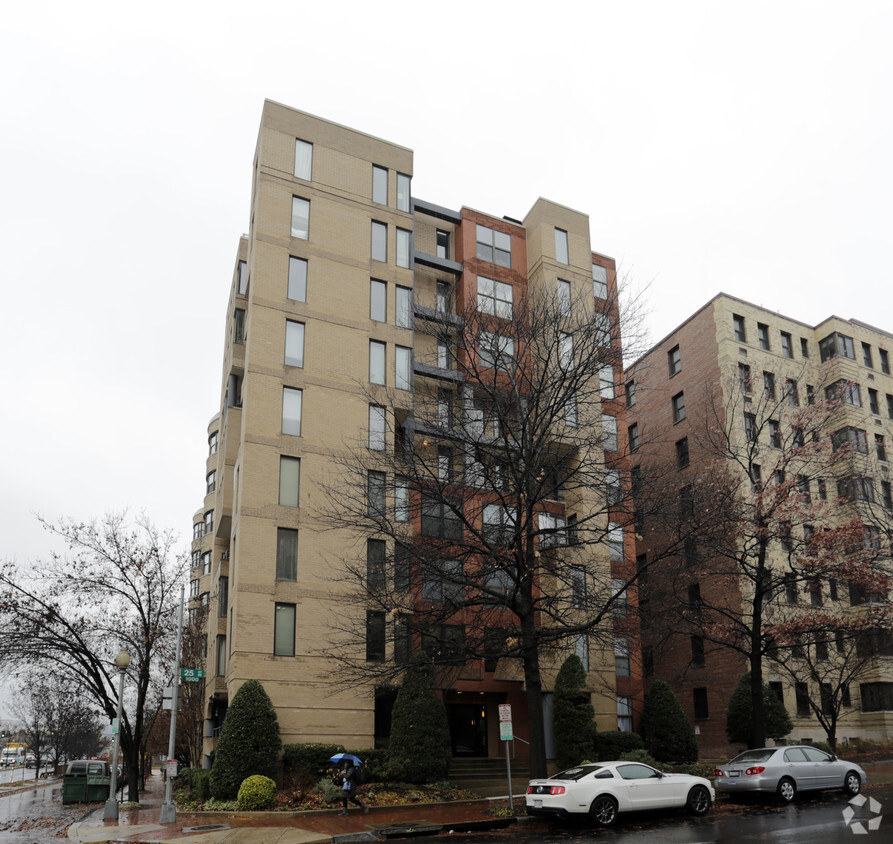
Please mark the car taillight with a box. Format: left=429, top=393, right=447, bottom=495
left=526, top=785, right=566, bottom=795
left=745, top=767, right=765, bottom=776
left=549, top=786, right=566, bottom=795
left=714, top=769, right=724, bottom=777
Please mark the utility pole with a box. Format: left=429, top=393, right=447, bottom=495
left=160, top=584, right=184, bottom=824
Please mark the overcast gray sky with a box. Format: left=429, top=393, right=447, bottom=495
left=3, top=0, right=892, bottom=578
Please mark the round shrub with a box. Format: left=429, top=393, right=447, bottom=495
left=237, top=775, right=277, bottom=811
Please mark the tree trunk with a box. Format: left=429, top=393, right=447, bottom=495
left=520, top=614, right=548, bottom=779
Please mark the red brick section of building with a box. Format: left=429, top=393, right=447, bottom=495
left=626, top=299, right=745, bottom=760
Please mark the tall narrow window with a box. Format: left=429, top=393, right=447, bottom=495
left=395, top=477, right=410, bottom=522
left=693, top=688, right=709, bottom=719
left=370, top=279, right=387, bottom=321
left=602, top=415, right=618, bottom=451
left=234, top=309, right=245, bottom=344
left=880, top=348, right=890, bottom=374
left=558, top=279, right=571, bottom=316
left=282, top=387, right=303, bottom=435
left=368, top=471, right=386, bottom=519
left=370, top=341, right=386, bottom=384
left=372, top=165, right=388, bottom=205
left=274, top=603, right=296, bottom=656
left=668, top=345, right=681, bottom=376
left=555, top=228, right=569, bottom=264
left=291, top=197, right=310, bottom=240
left=780, top=331, right=793, bottom=358
left=757, top=323, right=770, bottom=350
left=733, top=314, right=746, bottom=342
left=614, top=637, right=630, bottom=677
left=617, top=696, right=633, bottom=732
left=218, top=575, right=228, bottom=618
left=592, top=264, right=608, bottom=298
left=276, top=528, right=298, bottom=580
left=560, top=333, right=574, bottom=370
left=396, top=173, right=411, bottom=212
left=608, top=523, right=624, bottom=560
left=612, top=578, right=628, bottom=617
left=672, top=391, right=686, bottom=423
left=396, top=228, right=411, bottom=268
left=572, top=565, right=586, bottom=608
left=216, top=635, right=226, bottom=676
left=366, top=611, right=386, bottom=661
left=371, top=221, right=387, bottom=262
left=288, top=256, right=307, bottom=302
left=367, top=539, right=386, bottom=590
left=862, top=342, right=873, bottom=368
left=436, top=229, right=449, bottom=259
left=285, top=321, right=304, bottom=367
left=294, top=139, right=312, bottom=180
left=575, top=634, right=589, bottom=671
left=395, top=286, right=412, bottom=328
left=369, top=405, right=386, bottom=451
left=395, top=346, right=412, bottom=390
left=238, top=260, right=248, bottom=295
left=279, top=456, right=300, bottom=506
left=627, top=422, right=639, bottom=451
left=691, top=636, right=705, bottom=667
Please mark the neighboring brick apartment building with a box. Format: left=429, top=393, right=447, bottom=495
left=627, top=293, right=893, bottom=758
left=188, top=101, right=643, bottom=768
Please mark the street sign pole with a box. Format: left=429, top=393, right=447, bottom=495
left=160, top=584, right=184, bottom=824
left=499, top=704, right=513, bottom=810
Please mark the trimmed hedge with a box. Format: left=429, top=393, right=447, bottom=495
left=352, top=748, right=388, bottom=783
left=596, top=731, right=644, bottom=761
left=237, top=775, right=277, bottom=810
left=282, top=743, right=346, bottom=781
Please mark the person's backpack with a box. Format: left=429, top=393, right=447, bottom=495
left=355, top=764, right=365, bottom=786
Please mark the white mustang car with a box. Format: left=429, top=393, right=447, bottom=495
left=526, top=760, right=714, bottom=827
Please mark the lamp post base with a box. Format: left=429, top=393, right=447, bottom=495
left=103, top=797, right=119, bottom=820
left=159, top=800, right=177, bottom=824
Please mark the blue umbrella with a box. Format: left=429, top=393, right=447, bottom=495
left=330, top=753, right=363, bottom=766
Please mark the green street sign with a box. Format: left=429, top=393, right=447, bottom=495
left=180, top=668, right=205, bottom=682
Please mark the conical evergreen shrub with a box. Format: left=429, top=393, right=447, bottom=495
left=209, top=679, right=282, bottom=799
left=726, top=672, right=793, bottom=745
left=387, top=652, right=451, bottom=783
left=553, top=654, right=597, bottom=769
left=639, top=680, right=698, bottom=763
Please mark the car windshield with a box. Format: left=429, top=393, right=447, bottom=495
left=729, top=749, right=776, bottom=764
left=551, top=765, right=603, bottom=781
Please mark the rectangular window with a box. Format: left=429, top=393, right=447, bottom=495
left=612, top=578, right=628, bottom=617
left=367, top=539, right=386, bottom=591
left=882, top=480, right=892, bottom=508
left=206, top=471, right=216, bottom=494
left=861, top=682, right=893, bottom=712
left=795, top=682, right=811, bottom=717
left=479, top=331, right=514, bottom=369
left=368, top=471, right=386, bottom=519
left=288, top=256, right=307, bottom=302
left=558, top=279, right=571, bottom=316
left=614, top=637, right=630, bottom=677
left=691, top=636, right=705, bottom=667
left=614, top=696, right=633, bottom=732
left=190, top=577, right=200, bottom=598
left=565, top=391, right=577, bottom=427
left=290, top=197, right=310, bottom=240
left=574, top=634, right=589, bottom=671
left=394, top=542, right=410, bottom=591
left=539, top=512, right=567, bottom=549
left=762, top=371, right=776, bottom=400
left=395, top=345, right=412, bottom=390
left=608, top=522, right=624, bottom=560
left=216, top=635, right=226, bottom=676
left=832, top=426, right=868, bottom=452
left=672, top=391, right=686, bottom=423
left=572, top=565, right=586, bottom=608
left=274, top=603, right=296, bottom=656
left=869, top=388, right=880, bottom=414
left=395, top=477, right=410, bottom=522
left=238, top=260, right=248, bottom=295
left=592, top=264, right=608, bottom=298
left=739, top=363, right=752, bottom=393
left=555, top=228, right=569, bottom=264
left=819, top=332, right=856, bottom=361
left=863, top=342, right=873, bottom=368
left=786, top=379, right=799, bottom=406
left=218, top=575, right=228, bottom=618
left=477, top=276, right=513, bottom=319
left=369, top=405, right=386, bottom=451
left=757, top=323, right=770, bottom=350
left=876, top=434, right=887, bottom=462
left=370, top=279, right=386, bottom=321
left=294, top=139, right=312, bottom=180
left=282, top=387, right=302, bottom=435
left=676, top=437, right=690, bottom=468
left=626, top=379, right=636, bottom=407
left=733, top=314, right=746, bottom=342
left=204, top=510, right=214, bottom=534
left=475, top=224, right=512, bottom=267
left=801, top=337, right=810, bottom=357
left=276, top=528, right=298, bottom=580
left=693, top=688, right=709, bottom=720
left=881, top=348, right=890, bottom=374
left=366, top=611, right=386, bottom=661
left=396, top=286, right=412, bottom=328
left=396, top=227, right=411, bottom=268
left=234, top=308, right=245, bottom=344
left=371, top=221, right=387, bottom=262
left=285, top=320, right=305, bottom=367
left=596, top=311, right=612, bottom=346
left=372, top=165, right=388, bottom=205
left=279, top=456, right=300, bottom=506
left=781, top=331, right=793, bottom=358
left=436, top=229, right=449, bottom=259
left=626, top=421, right=638, bottom=451
left=421, top=494, right=462, bottom=540
left=606, top=468, right=622, bottom=505
left=209, top=431, right=218, bottom=455
left=396, top=173, right=411, bottom=212
left=668, top=345, right=681, bottom=376
left=602, top=415, right=618, bottom=451
left=560, top=333, right=574, bottom=370
left=370, top=340, right=386, bottom=384
left=888, top=394, right=893, bottom=419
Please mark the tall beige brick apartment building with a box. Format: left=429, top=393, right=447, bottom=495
left=627, top=294, right=893, bottom=758
left=188, top=101, right=643, bottom=769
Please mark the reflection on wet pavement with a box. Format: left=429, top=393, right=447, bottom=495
left=0, top=781, right=99, bottom=843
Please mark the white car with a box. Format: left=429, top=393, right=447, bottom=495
left=526, top=760, right=714, bottom=827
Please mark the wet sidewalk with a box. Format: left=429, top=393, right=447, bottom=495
left=68, top=770, right=526, bottom=843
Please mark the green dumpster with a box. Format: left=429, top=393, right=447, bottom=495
left=62, top=760, right=111, bottom=803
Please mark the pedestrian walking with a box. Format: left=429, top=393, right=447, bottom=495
left=338, top=760, right=369, bottom=816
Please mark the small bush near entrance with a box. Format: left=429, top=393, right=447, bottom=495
left=237, top=775, right=277, bottom=810
left=639, top=680, right=698, bottom=764
left=596, top=731, right=644, bottom=761
left=387, top=653, right=451, bottom=784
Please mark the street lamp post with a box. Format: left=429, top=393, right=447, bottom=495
left=103, top=650, right=130, bottom=821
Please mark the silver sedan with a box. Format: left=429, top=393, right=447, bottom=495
left=714, top=745, right=866, bottom=802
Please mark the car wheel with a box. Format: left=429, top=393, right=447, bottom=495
left=686, top=785, right=711, bottom=816
left=844, top=772, right=861, bottom=796
left=777, top=777, right=797, bottom=803
left=590, top=794, right=618, bottom=827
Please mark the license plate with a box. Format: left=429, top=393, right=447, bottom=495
left=730, top=771, right=740, bottom=777
left=534, top=799, right=542, bottom=809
